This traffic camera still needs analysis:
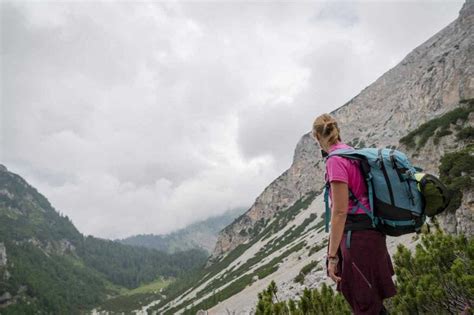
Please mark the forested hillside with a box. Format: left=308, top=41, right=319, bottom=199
left=0, top=165, right=208, bottom=313
left=120, top=207, right=245, bottom=254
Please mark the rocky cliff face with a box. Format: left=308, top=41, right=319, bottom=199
left=400, top=106, right=474, bottom=235
left=211, top=0, right=474, bottom=259
left=211, top=135, right=322, bottom=258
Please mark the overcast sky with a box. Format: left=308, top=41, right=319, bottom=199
left=1, top=0, right=464, bottom=239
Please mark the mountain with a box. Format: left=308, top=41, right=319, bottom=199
left=0, top=164, right=208, bottom=313
left=119, top=207, right=246, bottom=254
left=1, top=2, right=472, bottom=314
left=211, top=0, right=474, bottom=260
left=148, top=2, right=473, bottom=313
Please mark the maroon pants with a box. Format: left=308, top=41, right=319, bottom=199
left=335, top=230, right=397, bottom=315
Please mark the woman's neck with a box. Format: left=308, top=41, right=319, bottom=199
left=328, top=141, right=342, bottom=151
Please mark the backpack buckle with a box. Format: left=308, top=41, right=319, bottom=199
left=376, top=158, right=382, bottom=169
left=390, top=155, right=397, bottom=169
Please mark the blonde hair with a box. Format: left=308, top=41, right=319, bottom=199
left=312, top=113, right=341, bottom=146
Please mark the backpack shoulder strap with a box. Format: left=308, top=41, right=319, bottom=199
left=324, top=182, right=330, bottom=233
left=323, top=147, right=377, bottom=232
left=324, top=148, right=360, bottom=233
left=325, top=148, right=357, bottom=160
left=325, top=148, right=366, bottom=165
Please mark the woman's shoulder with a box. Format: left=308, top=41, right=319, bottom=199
left=326, top=155, right=360, bottom=172
left=326, top=155, right=351, bottom=166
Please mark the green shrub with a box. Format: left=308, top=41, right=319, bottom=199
left=439, top=145, right=474, bottom=212
left=457, top=126, right=474, bottom=141
left=294, top=260, right=319, bottom=284
left=294, top=273, right=305, bottom=285
left=308, top=239, right=328, bottom=256
left=239, top=229, right=248, bottom=236
left=433, top=128, right=452, bottom=144
left=389, top=229, right=473, bottom=314
left=400, top=101, right=474, bottom=148
left=255, top=281, right=351, bottom=315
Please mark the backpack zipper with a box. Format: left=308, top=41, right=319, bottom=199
left=352, top=262, right=373, bottom=289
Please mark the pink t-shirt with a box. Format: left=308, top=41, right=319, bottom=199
left=325, top=142, right=371, bottom=215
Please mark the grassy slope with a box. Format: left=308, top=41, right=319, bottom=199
left=149, top=190, right=321, bottom=314
left=97, top=277, right=174, bottom=313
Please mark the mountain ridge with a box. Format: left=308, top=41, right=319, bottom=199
left=119, top=207, right=246, bottom=254
left=210, top=0, right=473, bottom=260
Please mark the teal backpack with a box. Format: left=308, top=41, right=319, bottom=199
left=323, top=147, right=451, bottom=237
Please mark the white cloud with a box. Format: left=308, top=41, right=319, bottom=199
left=0, top=0, right=463, bottom=238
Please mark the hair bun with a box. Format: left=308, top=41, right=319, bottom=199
left=312, top=113, right=341, bottom=144
left=323, top=120, right=337, bottom=135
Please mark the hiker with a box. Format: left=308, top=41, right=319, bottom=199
left=312, top=113, right=396, bottom=315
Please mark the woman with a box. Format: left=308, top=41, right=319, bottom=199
left=312, top=113, right=396, bottom=315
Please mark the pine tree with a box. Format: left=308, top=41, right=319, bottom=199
left=255, top=281, right=350, bottom=314
left=390, top=228, right=473, bottom=314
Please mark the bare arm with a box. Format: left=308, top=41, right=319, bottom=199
left=328, top=181, right=348, bottom=257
